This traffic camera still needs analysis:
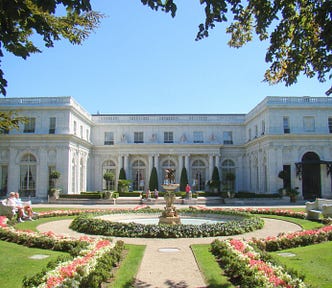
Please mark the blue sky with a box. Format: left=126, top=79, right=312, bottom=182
left=2, top=0, right=329, bottom=114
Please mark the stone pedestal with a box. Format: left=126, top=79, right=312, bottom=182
left=158, top=184, right=181, bottom=225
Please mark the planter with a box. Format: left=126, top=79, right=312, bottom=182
left=290, top=195, right=297, bottom=203
left=48, top=188, right=60, bottom=201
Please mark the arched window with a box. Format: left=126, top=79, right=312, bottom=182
left=161, top=159, right=177, bottom=183
left=102, top=160, right=116, bottom=190
left=192, top=159, right=206, bottom=191
left=132, top=160, right=146, bottom=191
left=222, top=159, right=236, bottom=191
left=20, top=153, right=36, bottom=197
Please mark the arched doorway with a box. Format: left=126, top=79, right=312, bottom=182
left=302, top=152, right=321, bottom=199
left=132, top=160, right=146, bottom=191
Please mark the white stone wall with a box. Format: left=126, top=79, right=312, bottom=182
left=1, top=96, right=332, bottom=200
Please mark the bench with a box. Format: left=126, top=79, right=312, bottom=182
left=305, top=198, right=332, bottom=220
left=0, top=201, right=16, bottom=219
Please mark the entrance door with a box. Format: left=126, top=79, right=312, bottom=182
left=302, top=152, right=321, bottom=199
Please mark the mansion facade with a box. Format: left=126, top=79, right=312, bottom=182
left=0, top=96, right=332, bottom=201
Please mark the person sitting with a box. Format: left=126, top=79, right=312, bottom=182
left=4, top=192, right=25, bottom=222
left=14, top=192, right=36, bottom=221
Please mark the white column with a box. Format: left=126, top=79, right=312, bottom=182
left=185, top=154, right=190, bottom=183
left=209, top=154, right=214, bottom=178
left=216, top=155, right=220, bottom=169
left=38, top=148, right=48, bottom=198
left=8, top=147, right=19, bottom=193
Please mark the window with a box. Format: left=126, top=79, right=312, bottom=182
left=134, top=132, right=144, bottom=143
left=49, top=117, right=56, bottom=134
left=303, top=116, right=315, bottom=132
left=328, top=117, right=332, bottom=133
left=261, top=120, right=265, bottom=135
left=20, top=153, right=36, bottom=197
left=193, top=131, right=203, bottom=143
left=248, top=128, right=252, bottom=141
left=164, top=131, right=173, bottom=143
left=223, top=131, right=233, bottom=144
left=73, top=121, right=77, bottom=135
left=283, top=117, right=290, bottom=133
left=24, top=117, right=36, bottom=133
left=104, top=132, right=114, bottom=145
left=0, top=165, right=8, bottom=196
left=80, top=125, right=83, bottom=138
left=254, top=125, right=258, bottom=138
left=86, top=129, right=89, bottom=141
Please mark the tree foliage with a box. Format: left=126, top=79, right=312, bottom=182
left=180, top=167, right=189, bottom=191
left=0, top=0, right=103, bottom=95
left=0, top=0, right=331, bottom=95
left=142, top=0, right=331, bottom=93
left=0, top=111, right=27, bottom=133
left=209, top=166, right=221, bottom=191
left=149, top=166, right=159, bottom=190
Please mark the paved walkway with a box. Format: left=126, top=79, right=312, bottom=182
left=36, top=206, right=302, bottom=288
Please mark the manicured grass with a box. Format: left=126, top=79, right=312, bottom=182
left=14, top=215, right=76, bottom=232
left=259, top=214, right=324, bottom=230
left=0, top=240, right=69, bottom=288
left=270, top=241, right=332, bottom=288
left=192, top=244, right=234, bottom=288
left=106, top=244, right=146, bottom=287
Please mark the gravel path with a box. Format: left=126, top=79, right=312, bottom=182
left=37, top=216, right=301, bottom=288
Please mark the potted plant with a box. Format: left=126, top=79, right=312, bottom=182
left=286, top=187, right=299, bottom=203
left=49, top=170, right=61, bottom=200
left=208, top=166, right=221, bottom=193
left=103, top=171, right=115, bottom=192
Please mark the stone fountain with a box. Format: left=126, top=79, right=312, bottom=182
left=159, top=169, right=181, bottom=225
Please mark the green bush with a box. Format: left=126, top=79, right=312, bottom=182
left=69, top=209, right=264, bottom=238
left=235, top=191, right=281, bottom=198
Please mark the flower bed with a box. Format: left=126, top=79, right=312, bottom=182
left=251, top=225, right=332, bottom=251
left=211, top=238, right=308, bottom=287
left=69, top=208, right=264, bottom=238
left=193, top=206, right=307, bottom=219
left=0, top=215, right=124, bottom=288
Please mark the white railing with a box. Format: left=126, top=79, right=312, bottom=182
left=92, top=114, right=246, bottom=124
left=0, top=97, right=91, bottom=120
left=246, top=96, right=332, bottom=120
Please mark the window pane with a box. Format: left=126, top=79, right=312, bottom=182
left=328, top=117, right=332, bottom=133
left=283, top=117, right=290, bottom=133
left=134, top=132, right=144, bottom=143
left=24, top=117, right=36, bottom=133
left=164, top=131, right=173, bottom=143
left=49, top=117, right=56, bottom=134
left=223, top=131, right=233, bottom=144
left=104, top=132, right=114, bottom=145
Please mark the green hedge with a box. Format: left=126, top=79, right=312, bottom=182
left=69, top=208, right=264, bottom=238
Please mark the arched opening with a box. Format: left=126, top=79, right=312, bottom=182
left=132, top=160, right=146, bottom=191
left=102, top=160, right=116, bottom=190
left=192, top=159, right=206, bottom=191
left=20, top=153, right=36, bottom=197
left=302, top=152, right=321, bottom=199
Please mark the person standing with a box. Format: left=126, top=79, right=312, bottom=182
left=154, top=189, right=159, bottom=200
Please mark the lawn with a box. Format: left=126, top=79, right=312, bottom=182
left=270, top=241, right=332, bottom=288
left=107, top=244, right=146, bottom=287
left=192, top=244, right=235, bottom=288
left=0, top=240, right=69, bottom=288
left=1, top=207, right=331, bottom=287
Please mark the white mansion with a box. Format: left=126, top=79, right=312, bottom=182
left=1, top=96, right=332, bottom=201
